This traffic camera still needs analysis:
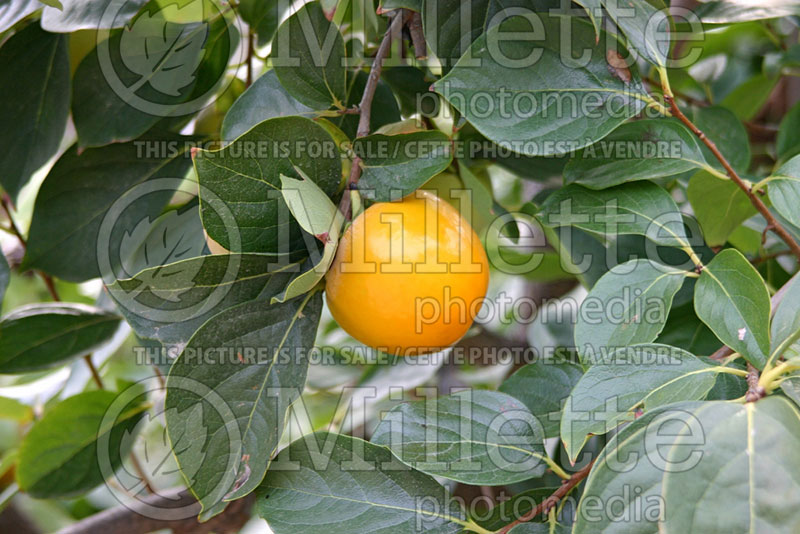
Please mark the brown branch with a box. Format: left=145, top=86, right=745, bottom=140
left=408, top=11, right=427, bottom=59
left=745, top=363, right=766, bottom=402
left=665, top=94, right=800, bottom=262
left=496, top=460, right=596, bottom=534
left=337, top=10, right=409, bottom=219
left=55, top=488, right=254, bottom=534
left=245, top=30, right=254, bottom=88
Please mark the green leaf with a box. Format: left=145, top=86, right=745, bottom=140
left=475, top=487, right=557, bottom=530
left=538, top=182, right=690, bottom=248
left=560, top=344, right=718, bottom=462
left=239, top=0, right=282, bottom=46
left=0, top=23, right=70, bottom=200
left=0, top=396, right=33, bottom=421
left=434, top=14, right=650, bottom=156
left=766, top=155, right=800, bottom=229
left=499, top=360, right=583, bottom=438
left=602, top=0, right=670, bottom=67
left=574, top=259, right=688, bottom=362
left=770, top=274, right=800, bottom=363
left=660, top=398, right=800, bottom=533
left=687, top=171, right=757, bottom=247
left=575, top=398, right=800, bottom=533
left=564, top=119, right=718, bottom=188
left=194, top=116, right=341, bottom=254
left=257, top=432, right=467, bottom=534
left=72, top=7, right=238, bottom=148
left=221, top=70, right=315, bottom=143
left=23, top=137, right=193, bottom=282
left=272, top=175, right=345, bottom=303
left=656, top=303, right=722, bottom=356
left=422, top=0, right=555, bottom=70
left=41, top=0, right=146, bottom=31
left=694, top=249, right=771, bottom=368
left=371, top=390, right=551, bottom=485
left=108, top=254, right=305, bottom=346
left=16, top=391, right=147, bottom=498
left=273, top=1, right=346, bottom=109
left=280, top=174, right=342, bottom=239
left=353, top=132, right=452, bottom=201
left=693, top=106, right=751, bottom=173
left=0, top=303, right=121, bottom=374
left=720, top=74, right=778, bottom=121
left=777, top=100, right=800, bottom=161
left=165, top=292, right=323, bottom=520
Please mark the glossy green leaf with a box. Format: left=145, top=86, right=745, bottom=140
left=108, top=254, right=305, bottom=346
left=239, top=0, right=281, bottom=46
left=23, top=136, right=193, bottom=282
left=165, top=292, right=323, bottom=520
left=770, top=274, right=800, bottom=363
left=0, top=23, right=70, bottom=200
left=354, top=132, right=452, bottom=201
left=564, top=119, right=717, bottom=188
left=475, top=487, right=557, bottom=530
left=372, top=390, right=550, bottom=485
left=687, top=171, right=757, bottom=247
left=272, top=175, right=345, bottom=303
left=767, top=155, right=800, bottom=229
left=221, top=70, right=315, bottom=143
left=434, top=14, right=649, bottom=156
left=777, top=100, right=800, bottom=161
left=194, top=116, right=341, bottom=254
left=695, top=249, right=771, bottom=368
left=257, top=432, right=467, bottom=534
left=574, top=398, right=800, bottom=533
left=499, top=360, right=583, bottom=438
left=538, top=182, right=690, bottom=248
left=660, top=398, right=800, bottom=533
left=720, top=74, right=778, bottom=121
left=560, top=344, right=717, bottom=462
left=41, top=0, right=146, bottom=31
left=574, top=259, right=688, bottom=362
left=0, top=396, right=32, bottom=421
left=272, top=1, right=346, bottom=109
left=693, top=106, right=751, bottom=173
left=72, top=8, right=238, bottom=148
left=16, top=391, right=147, bottom=498
left=0, top=303, right=121, bottom=374
left=422, top=0, right=556, bottom=69
left=602, top=0, right=669, bottom=67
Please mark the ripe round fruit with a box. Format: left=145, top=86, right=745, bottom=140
left=325, top=190, right=490, bottom=356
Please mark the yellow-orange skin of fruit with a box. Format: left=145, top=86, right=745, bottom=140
left=325, top=190, right=490, bottom=356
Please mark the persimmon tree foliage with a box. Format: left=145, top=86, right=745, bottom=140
left=1, top=0, right=800, bottom=533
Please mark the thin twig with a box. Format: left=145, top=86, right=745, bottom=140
left=745, top=363, right=766, bottom=402
left=664, top=94, right=800, bottom=262
left=408, top=11, right=427, bottom=59
left=496, top=460, right=595, bottom=534
left=337, top=10, right=409, bottom=219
